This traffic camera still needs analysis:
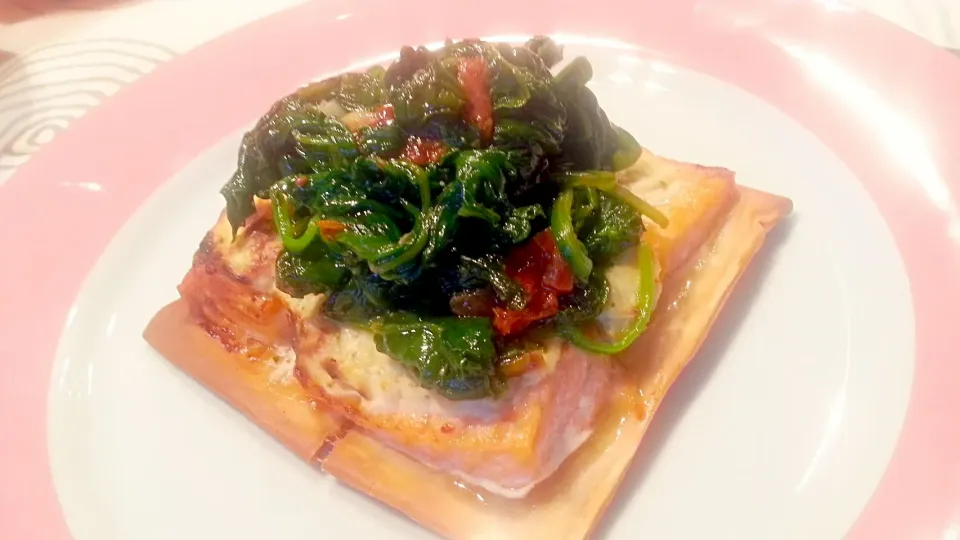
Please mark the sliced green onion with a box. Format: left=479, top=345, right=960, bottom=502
left=550, top=189, right=593, bottom=281
left=560, top=242, right=657, bottom=354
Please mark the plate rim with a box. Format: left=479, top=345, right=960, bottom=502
left=2, top=0, right=959, bottom=538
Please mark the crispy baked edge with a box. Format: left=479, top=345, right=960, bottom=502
left=318, top=187, right=792, bottom=539
left=143, top=185, right=791, bottom=539
left=143, top=302, right=343, bottom=461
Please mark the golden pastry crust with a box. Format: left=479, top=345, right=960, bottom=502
left=143, top=301, right=342, bottom=461
left=143, top=149, right=792, bottom=539
left=319, top=186, right=792, bottom=540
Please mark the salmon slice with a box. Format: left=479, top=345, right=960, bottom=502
left=321, top=183, right=792, bottom=540
left=145, top=199, right=341, bottom=460
left=143, top=301, right=341, bottom=461
left=296, top=328, right=613, bottom=496
left=175, top=198, right=326, bottom=352
left=144, top=148, right=786, bottom=518
left=292, top=149, right=742, bottom=496
left=624, top=150, right=740, bottom=276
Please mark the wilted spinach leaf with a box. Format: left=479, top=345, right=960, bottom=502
left=373, top=315, right=498, bottom=400
left=576, top=190, right=644, bottom=265
left=275, top=245, right=348, bottom=298
left=460, top=254, right=527, bottom=310
left=215, top=36, right=659, bottom=400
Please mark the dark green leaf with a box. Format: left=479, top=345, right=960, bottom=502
left=576, top=189, right=643, bottom=265
left=220, top=96, right=327, bottom=232
left=524, top=36, right=564, bottom=69
left=553, top=272, right=610, bottom=326
left=214, top=37, right=656, bottom=401
left=323, top=272, right=399, bottom=324
left=275, top=246, right=348, bottom=298
left=373, top=315, right=497, bottom=400
left=502, top=204, right=545, bottom=243
left=460, top=254, right=527, bottom=310
left=611, top=125, right=643, bottom=170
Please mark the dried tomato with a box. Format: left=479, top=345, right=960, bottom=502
left=492, top=230, right=575, bottom=335
left=456, top=57, right=493, bottom=142
left=401, top=137, right=447, bottom=166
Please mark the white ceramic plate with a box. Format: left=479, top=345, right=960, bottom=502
left=47, top=44, right=913, bottom=539
left=4, top=1, right=960, bottom=538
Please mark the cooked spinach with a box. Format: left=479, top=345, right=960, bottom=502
left=373, top=315, right=498, bottom=400
left=218, top=37, right=661, bottom=399
left=577, top=189, right=644, bottom=266
left=460, top=254, right=527, bottom=310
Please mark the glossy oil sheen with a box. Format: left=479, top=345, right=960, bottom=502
left=47, top=49, right=912, bottom=539
left=1, top=1, right=958, bottom=539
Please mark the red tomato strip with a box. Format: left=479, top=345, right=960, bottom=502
left=493, top=230, right=575, bottom=336
left=456, top=56, right=493, bottom=142
left=401, top=137, right=448, bottom=166
left=372, top=104, right=395, bottom=127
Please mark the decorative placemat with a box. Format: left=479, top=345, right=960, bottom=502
left=0, top=0, right=957, bottom=185
left=0, top=40, right=176, bottom=182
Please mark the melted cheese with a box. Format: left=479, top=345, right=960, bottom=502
left=210, top=213, right=259, bottom=274
left=268, top=346, right=297, bottom=385
left=597, top=247, right=663, bottom=336
left=173, top=142, right=767, bottom=506
left=304, top=326, right=553, bottom=420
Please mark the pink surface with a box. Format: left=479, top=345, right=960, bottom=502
left=1, top=0, right=958, bottom=538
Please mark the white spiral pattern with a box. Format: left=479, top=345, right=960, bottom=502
left=0, top=39, right=177, bottom=184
